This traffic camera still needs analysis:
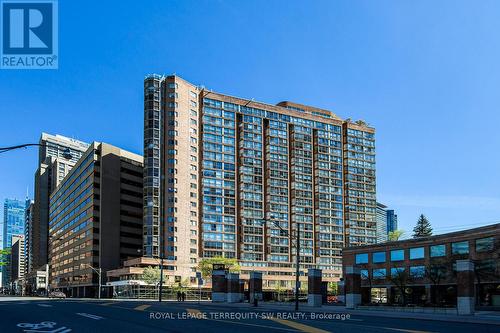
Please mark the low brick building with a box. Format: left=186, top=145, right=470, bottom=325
left=342, top=223, right=499, bottom=311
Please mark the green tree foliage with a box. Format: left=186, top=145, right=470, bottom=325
left=388, top=230, right=405, bottom=241
left=413, top=214, right=433, bottom=238
left=328, top=281, right=338, bottom=295
left=0, top=248, right=11, bottom=266
left=141, top=266, right=161, bottom=285
left=197, top=257, right=240, bottom=279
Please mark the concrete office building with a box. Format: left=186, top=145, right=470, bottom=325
left=48, top=142, right=143, bottom=297
left=2, top=198, right=26, bottom=287
left=30, top=133, right=89, bottom=275
left=10, top=235, right=25, bottom=294
left=139, top=74, right=376, bottom=288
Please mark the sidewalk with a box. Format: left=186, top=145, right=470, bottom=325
left=202, top=301, right=500, bottom=325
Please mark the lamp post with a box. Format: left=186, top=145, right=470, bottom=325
left=262, top=216, right=301, bottom=312
left=137, top=248, right=164, bottom=302
left=85, top=264, right=102, bottom=299
left=0, top=143, right=73, bottom=160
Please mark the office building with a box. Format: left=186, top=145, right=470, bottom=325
left=10, top=235, right=25, bottom=294
left=2, top=198, right=26, bottom=287
left=376, top=203, right=388, bottom=243
left=30, top=133, right=89, bottom=274
left=140, top=74, right=376, bottom=287
left=48, top=142, right=143, bottom=297
left=24, top=200, right=34, bottom=275
left=342, top=223, right=500, bottom=309
left=375, top=203, right=398, bottom=243
left=386, top=209, right=398, bottom=234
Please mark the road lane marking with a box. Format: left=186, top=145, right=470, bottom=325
left=76, top=313, right=104, bottom=320
left=383, top=329, right=433, bottom=333
left=269, top=318, right=331, bottom=333
left=100, top=302, right=116, bottom=306
left=134, top=304, right=151, bottom=311
left=37, top=304, right=53, bottom=307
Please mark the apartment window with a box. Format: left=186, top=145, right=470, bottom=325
left=360, top=269, right=369, bottom=280
left=390, top=249, right=404, bottom=261
left=476, top=237, right=494, bottom=252
left=430, top=244, right=446, bottom=257
left=355, top=253, right=368, bottom=264
left=410, top=266, right=425, bottom=278
left=373, top=268, right=386, bottom=279
left=372, top=252, right=386, bottom=263
left=451, top=241, right=469, bottom=255
left=409, top=247, right=424, bottom=260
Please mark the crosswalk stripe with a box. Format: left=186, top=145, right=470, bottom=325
left=269, top=318, right=331, bottom=333
left=134, top=304, right=151, bottom=311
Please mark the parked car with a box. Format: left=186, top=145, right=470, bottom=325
left=48, top=291, right=66, bottom=299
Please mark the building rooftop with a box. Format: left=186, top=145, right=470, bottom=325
left=343, top=222, right=500, bottom=252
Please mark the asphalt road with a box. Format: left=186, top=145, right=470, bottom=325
left=0, top=297, right=498, bottom=333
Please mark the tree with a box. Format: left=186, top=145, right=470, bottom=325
left=388, top=230, right=405, bottom=241
left=0, top=248, right=11, bottom=267
left=197, top=256, right=240, bottom=280
left=425, top=259, right=450, bottom=304
left=387, top=266, right=413, bottom=305
left=141, top=266, right=161, bottom=286
left=413, top=214, right=432, bottom=238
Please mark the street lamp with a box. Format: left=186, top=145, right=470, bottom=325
left=0, top=143, right=73, bottom=160
left=136, top=248, right=164, bottom=302
left=84, top=264, right=102, bottom=299
left=261, top=215, right=301, bottom=312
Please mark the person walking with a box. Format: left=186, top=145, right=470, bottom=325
left=177, top=291, right=181, bottom=302
left=182, top=291, right=186, bottom=302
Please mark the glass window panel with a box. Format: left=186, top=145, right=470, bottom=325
left=390, top=249, right=404, bottom=261
left=409, top=247, right=424, bottom=260
left=373, top=268, right=386, bottom=279
left=451, top=241, right=469, bottom=255
left=355, top=253, right=368, bottom=264
left=372, top=251, right=386, bottom=263
left=430, top=244, right=446, bottom=257
left=476, top=237, right=494, bottom=252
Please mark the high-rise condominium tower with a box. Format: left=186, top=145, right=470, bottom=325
left=143, top=74, right=376, bottom=286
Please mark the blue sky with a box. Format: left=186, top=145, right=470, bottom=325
left=1, top=0, right=499, bottom=237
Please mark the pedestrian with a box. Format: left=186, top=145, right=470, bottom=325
left=177, top=291, right=181, bottom=302
left=182, top=291, right=186, bottom=302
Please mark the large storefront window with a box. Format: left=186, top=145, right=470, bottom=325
left=370, top=287, right=387, bottom=304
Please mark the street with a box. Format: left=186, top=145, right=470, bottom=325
left=0, top=298, right=498, bottom=333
